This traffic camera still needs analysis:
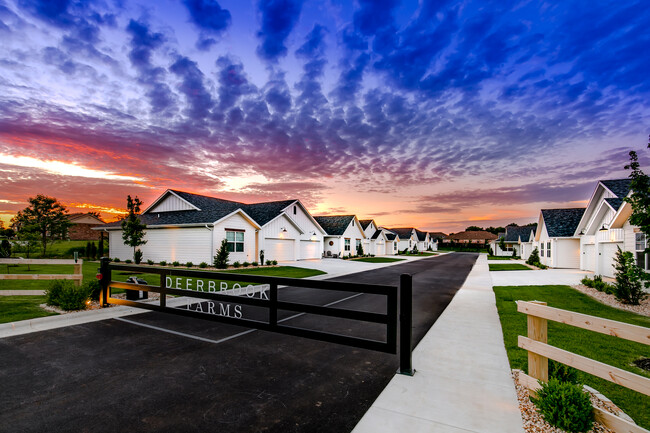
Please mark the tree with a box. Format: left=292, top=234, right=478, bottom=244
left=0, top=239, right=11, bottom=258
left=465, top=225, right=483, bottom=232
left=612, top=247, right=648, bottom=305
left=10, top=195, right=72, bottom=257
left=498, top=236, right=506, bottom=253
left=356, top=241, right=364, bottom=256
left=121, top=195, right=147, bottom=263
left=214, top=238, right=229, bottom=269
left=624, top=135, right=650, bottom=240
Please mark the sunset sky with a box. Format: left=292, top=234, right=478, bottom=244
left=1, top=0, right=649, bottom=233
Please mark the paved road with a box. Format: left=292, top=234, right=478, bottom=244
left=0, top=253, right=477, bottom=433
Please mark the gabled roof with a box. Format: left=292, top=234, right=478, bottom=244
left=604, top=197, right=624, bottom=211
left=449, top=230, right=497, bottom=241
left=67, top=213, right=105, bottom=224
left=241, top=200, right=297, bottom=226
left=541, top=208, right=585, bottom=238
left=414, top=229, right=428, bottom=241
left=504, top=226, right=535, bottom=242
left=386, top=228, right=415, bottom=239
left=385, top=232, right=398, bottom=241
left=601, top=179, right=632, bottom=201
left=358, top=219, right=373, bottom=230
left=428, top=232, right=447, bottom=239
left=371, top=230, right=383, bottom=240
left=313, top=215, right=356, bottom=236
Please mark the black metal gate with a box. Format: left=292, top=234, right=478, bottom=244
left=98, top=257, right=414, bottom=375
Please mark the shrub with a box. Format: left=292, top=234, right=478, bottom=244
left=613, top=247, right=649, bottom=304
left=125, top=259, right=132, bottom=264
left=214, top=238, right=229, bottom=269
left=487, top=246, right=493, bottom=256
left=271, top=260, right=277, bottom=265
left=527, top=247, right=540, bottom=266
left=580, top=276, right=594, bottom=288
left=0, top=239, right=11, bottom=258
left=146, top=259, right=154, bottom=265
left=45, top=280, right=91, bottom=311
left=172, top=261, right=180, bottom=267
left=356, top=242, right=364, bottom=256
left=242, top=261, right=250, bottom=267
left=186, top=261, right=193, bottom=268
left=134, top=249, right=143, bottom=264
left=233, top=261, right=241, bottom=268
left=84, top=279, right=102, bottom=301
left=531, top=379, right=594, bottom=433
left=512, top=248, right=517, bottom=258
left=199, top=262, right=208, bottom=268
left=159, top=260, right=167, bottom=266
left=549, top=360, right=579, bottom=385
left=251, top=261, right=258, bottom=267
left=113, top=257, right=120, bottom=262
left=90, top=242, right=97, bottom=260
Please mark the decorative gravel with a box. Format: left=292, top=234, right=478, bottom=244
left=512, top=370, right=615, bottom=433
left=39, top=293, right=170, bottom=314
left=571, top=284, right=650, bottom=317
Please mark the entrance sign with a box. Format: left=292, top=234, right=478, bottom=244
left=98, top=258, right=414, bottom=374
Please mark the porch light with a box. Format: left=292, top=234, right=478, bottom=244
left=281, top=227, right=288, bottom=233
left=599, top=225, right=607, bottom=232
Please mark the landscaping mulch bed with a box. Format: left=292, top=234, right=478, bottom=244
left=571, top=284, right=650, bottom=317
left=512, top=370, right=617, bottom=433
left=39, top=293, right=172, bottom=314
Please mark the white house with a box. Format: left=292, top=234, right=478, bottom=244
left=98, top=189, right=326, bottom=264
left=574, top=179, right=634, bottom=277
left=386, top=228, right=418, bottom=252
left=314, top=215, right=366, bottom=258
left=359, top=219, right=380, bottom=255
left=384, top=231, right=400, bottom=256
left=491, top=226, right=535, bottom=257
left=520, top=228, right=536, bottom=261
left=535, top=208, right=585, bottom=268
left=414, top=229, right=430, bottom=251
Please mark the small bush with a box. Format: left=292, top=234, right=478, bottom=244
left=199, top=262, right=208, bottom=268
left=251, top=261, right=258, bottom=267
left=526, top=247, right=540, bottom=266
left=487, top=246, right=493, bottom=256
left=213, top=238, right=230, bottom=269
left=113, top=257, right=120, bottom=262
left=242, top=261, right=250, bottom=267
left=531, top=379, right=594, bottom=433
left=125, top=259, right=132, bottom=264
left=580, top=276, right=594, bottom=288
left=549, top=360, right=579, bottom=385
left=172, top=261, right=180, bottom=267
left=45, top=280, right=91, bottom=311
left=146, top=259, right=154, bottom=265
left=84, top=279, right=102, bottom=301
left=134, top=249, right=143, bottom=264
left=271, top=260, right=277, bottom=265
left=613, top=247, right=649, bottom=304
left=186, top=261, right=193, bottom=268
left=233, top=261, right=241, bottom=268
left=159, top=260, right=167, bottom=266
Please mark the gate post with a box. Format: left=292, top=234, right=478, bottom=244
left=99, top=257, right=111, bottom=307
left=399, top=273, right=414, bottom=376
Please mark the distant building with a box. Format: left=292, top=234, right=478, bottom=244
left=67, top=213, right=105, bottom=240
left=446, top=230, right=497, bottom=244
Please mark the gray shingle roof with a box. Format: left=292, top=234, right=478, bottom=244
left=371, top=230, right=382, bottom=240
left=604, top=197, right=624, bottom=211
left=313, top=215, right=355, bottom=236
left=385, top=233, right=397, bottom=241
left=601, top=179, right=632, bottom=199
left=386, top=228, right=414, bottom=239
left=504, top=226, right=535, bottom=242
left=358, top=219, right=373, bottom=230
left=414, top=229, right=427, bottom=241
left=101, top=190, right=296, bottom=229
left=541, top=208, right=586, bottom=238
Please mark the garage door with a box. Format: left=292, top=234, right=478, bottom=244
left=266, top=239, right=295, bottom=262
left=300, top=240, right=320, bottom=260
left=582, top=244, right=595, bottom=271
left=376, top=240, right=385, bottom=256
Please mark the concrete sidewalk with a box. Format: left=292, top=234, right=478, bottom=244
left=352, top=254, right=524, bottom=433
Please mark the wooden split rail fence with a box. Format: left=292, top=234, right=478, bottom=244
left=0, top=259, right=83, bottom=286
left=517, top=300, right=650, bottom=433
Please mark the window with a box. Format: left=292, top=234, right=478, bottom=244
left=540, top=242, right=545, bottom=257
left=547, top=241, right=551, bottom=258
left=226, top=230, right=244, bottom=252
left=293, top=205, right=297, bottom=215
left=344, top=238, right=350, bottom=251
left=635, top=233, right=648, bottom=270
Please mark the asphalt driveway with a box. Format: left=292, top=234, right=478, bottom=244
left=0, top=253, right=477, bottom=433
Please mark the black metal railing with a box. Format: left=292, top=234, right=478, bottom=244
left=98, top=257, right=414, bottom=375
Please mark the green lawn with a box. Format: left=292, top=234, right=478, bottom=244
left=487, top=256, right=514, bottom=260
left=0, top=296, right=58, bottom=324
left=222, top=266, right=325, bottom=278
left=494, top=285, right=650, bottom=429
left=351, top=257, right=405, bottom=263
left=488, top=263, right=530, bottom=271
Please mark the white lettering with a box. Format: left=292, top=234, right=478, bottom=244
left=246, top=284, right=255, bottom=298
left=208, top=281, right=216, bottom=293
left=259, top=287, right=269, bottom=300
left=165, top=276, right=172, bottom=288
left=195, top=302, right=203, bottom=313
left=220, top=281, right=228, bottom=293
left=186, top=278, right=193, bottom=291
left=176, top=277, right=182, bottom=290
left=207, top=301, right=215, bottom=314
left=196, top=280, right=204, bottom=292
left=233, top=283, right=241, bottom=296
left=234, top=305, right=242, bottom=318
left=219, top=303, right=230, bottom=316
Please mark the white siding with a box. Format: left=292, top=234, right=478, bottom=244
left=340, top=219, right=366, bottom=256
left=109, top=231, right=132, bottom=261
left=555, top=239, right=580, bottom=269
left=109, top=227, right=212, bottom=264
left=213, top=213, right=257, bottom=263
left=323, top=236, right=342, bottom=256
left=623, top=220, right=635, bottom=254
left=259, top=214, right=300, bottom=261
left=149, top=194, right=196, bottom=213
left=281, top=204, right=324, bottom=260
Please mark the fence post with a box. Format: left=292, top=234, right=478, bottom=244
left=268, top=283, right=278, bottom=328
left=399, top=273, right=414, bottom=376
left=160, top=269, right=167, bottom=308
left=73, top=259, right=82, bottom=287
left=99, top=257, right=111, bottom=307
left=527, top=301, right=548, bottom=388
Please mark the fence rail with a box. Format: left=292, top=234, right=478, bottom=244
left=517, top=300, right=650, bottom=433
left=0, top=258, right=83, bottom=286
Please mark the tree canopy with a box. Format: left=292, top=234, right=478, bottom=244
left=624, top=135, right=650, bottom=240
left=121, top=195, right=147, bottom=262
left=10, top=195, right=71, bottom=257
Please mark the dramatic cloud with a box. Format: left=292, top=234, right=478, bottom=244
left=182, top=0, right=231, bottom=50
left=256, top=0, right=303, bottom=61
